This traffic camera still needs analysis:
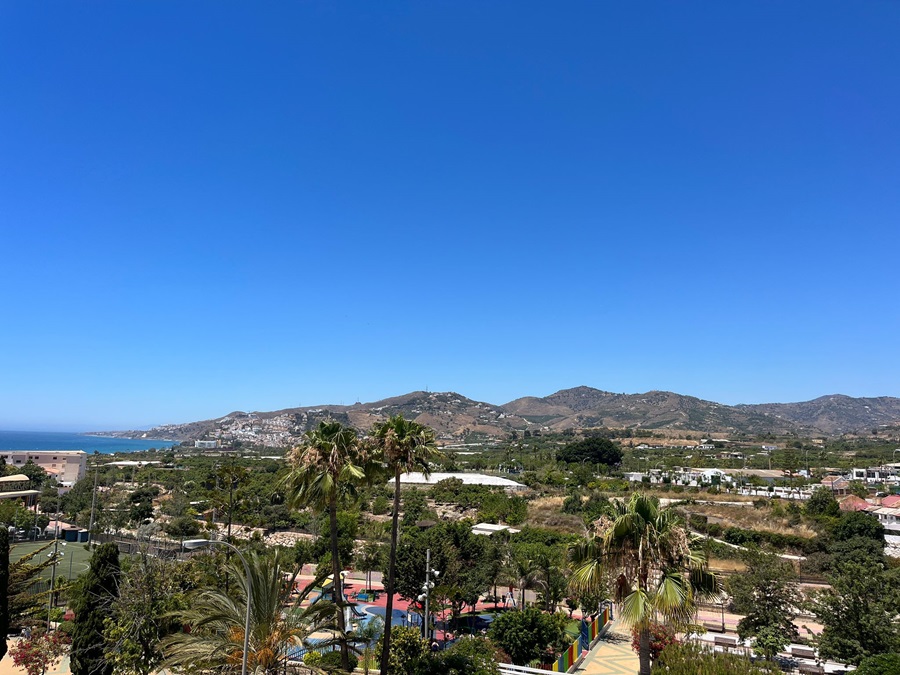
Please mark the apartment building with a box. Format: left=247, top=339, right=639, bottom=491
left=0, top=450, right=87, bottom=486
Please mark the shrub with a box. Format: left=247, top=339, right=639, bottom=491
left=631, top=623, right=677, bottom=661
left=319, top=649, right=358, bottom=671
left=652, top=642, right=779, bottom=674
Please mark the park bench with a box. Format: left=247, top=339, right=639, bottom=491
left=702, top=621, right=725, bottom=633
left=798, top=664, right=824, bottom=674
left=791, top=646, right=817, bottom=659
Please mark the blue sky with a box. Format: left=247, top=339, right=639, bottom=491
left=2, top=1, right=899, bottom=430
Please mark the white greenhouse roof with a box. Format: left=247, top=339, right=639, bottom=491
left=395, top=472, right=525, bottom=489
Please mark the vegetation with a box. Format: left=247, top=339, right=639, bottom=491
left=570, top=493, right=719, bottom=675
left=71, top=542, right=121, bottom=675
left=162, top=550, right=339, bottom=673
left=727, top=550, right=801, bottom=659
left=282, top=420, right=371, bottom=671
left=651, top=642, right=778, bottom=674
left=373, top=415, right=439, bottom=675
left=487, top=607, right=566, bottom=666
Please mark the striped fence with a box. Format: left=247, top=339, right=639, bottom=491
left=551, top=606, right=611, bottom=672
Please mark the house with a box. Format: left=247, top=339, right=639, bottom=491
left=820, top=475, right=850, bottom=496
left=881, top=495, right=900, bottom=508
left=872, top=507, right=900, bottom=536
left=838, top=495, right=873, bottom=512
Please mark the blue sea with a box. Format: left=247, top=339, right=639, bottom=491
left=0, top=430, right=176, bottom=454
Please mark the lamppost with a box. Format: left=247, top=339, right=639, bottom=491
left=416, top=549, right=440, bottom=642
left=183, top=538, right=252, bottom=675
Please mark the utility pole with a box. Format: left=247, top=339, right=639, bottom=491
left=87, top=463, right=100, bottom=547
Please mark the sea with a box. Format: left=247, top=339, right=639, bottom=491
left=0, top=430, right=176, bottom=454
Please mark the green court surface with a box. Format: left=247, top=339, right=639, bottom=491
left=9, top=539, right=94, bottom=581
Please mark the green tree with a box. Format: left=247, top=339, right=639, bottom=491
left=103, top=552, right=187, bottom=675
left=283, top=420, right=370, bottom=672
left=727, top=551, right=801, bottom=658
left=831, top=511, right=885, bottom=544
left=372, top=415, right=439, bottom=675
left=856, top=653, right=900, bottom=675
left=805, top=487, right=840, bottom=518
left=374, top=625, right=429, bottom=675
left=557, top=437, right=622, bottom=467
left=488, top=607, right=565, bottom=665
left=810, top=556, right=900, bottom=665
left=0, top=527, right=8, bottom=661
left=569, top=493, right=719, bottom=675
left=162, top=550, right=339, bottom=674
left=7, top=542, right=56, bottom=631
left=71, top=543, right=121, bottom=675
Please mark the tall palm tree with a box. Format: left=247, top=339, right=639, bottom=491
left=372, top=415, right=440, bottom=675
left=282, top=420, right=370, bottom=672
left=569, top=493, right=719, bottom=675
left=162, top=550, right=340, bottom=674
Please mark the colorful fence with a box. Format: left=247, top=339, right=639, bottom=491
left=551, top=606, right=611, bottom=672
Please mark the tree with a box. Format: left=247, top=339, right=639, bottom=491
left=374, top=625, right=429, bottom=675
left=103, top=551, right=187, bottom=675
left=831, top=511, right=885, bottom=544
left=569, top=493, right=719, bottom=675
left=488, top=607, right=565, bottom=665
left=0, top=527, right=8, bottom=662
left=7, top=542, right=56, bottom=631
left=805, top=487, right=839, bottom=518
left=372, top=415, right=439, bottom=675
left=810, top=556, right=900, bottom=665
left=162, top=550, right=340, bottom=674
left=727, top=551, right=801, bottom=658
left=856, top=653, right=900, bottom=675
left=283, top=420, right=371, bottom=672
left=71, top=542, right=121, bottom=675
left=392, top=521, right=491, bottom=625
left=557, top=437, right=622, bottom=467
left=358, top=540, right=384, bottom=592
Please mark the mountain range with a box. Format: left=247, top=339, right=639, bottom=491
left=94, top=387, right=900, bottom=446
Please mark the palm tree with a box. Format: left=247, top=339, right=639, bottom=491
left=372, top=415, right=440, bottom=675
left=569, top=493, right=719, bottom=675
left=162, top=550, right=341, bottom=674
left=507, top=552, right=540, bottom=610
left=282, top=420, right=370, bottom=672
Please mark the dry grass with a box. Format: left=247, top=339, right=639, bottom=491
left=526, top=496, right=585, bottom=533
left=685, top=503, right=817, bottom=538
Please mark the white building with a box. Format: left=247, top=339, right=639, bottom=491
left=0, top=451, right=86, bottom=486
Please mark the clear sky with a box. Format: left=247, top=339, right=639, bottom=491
left=2, top=1, right=899, bottom=431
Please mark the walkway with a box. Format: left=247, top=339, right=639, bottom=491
left=572, top=619, right=638, bottom=675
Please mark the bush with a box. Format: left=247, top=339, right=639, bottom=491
left=652, top=642, right=779, bottom=674
left=631, top=623, right=677, bottom=661
left=319, top=650, right=358, bottom=672
left=488, top=608, right=566, bottom=665
left=372, top=495, right=390, bottom=515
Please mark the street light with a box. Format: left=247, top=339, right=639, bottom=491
left=183, top=538, right=252, bottom=675
left=416, top=549, right=440, bottom=641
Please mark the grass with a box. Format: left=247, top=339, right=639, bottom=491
left=10, top=539, right=94, bottom=581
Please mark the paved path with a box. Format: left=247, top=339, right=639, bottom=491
left=573, top=619, right=638, bottom=675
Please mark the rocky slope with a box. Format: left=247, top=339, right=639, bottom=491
left=94, top=387, right=900, bottom=447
